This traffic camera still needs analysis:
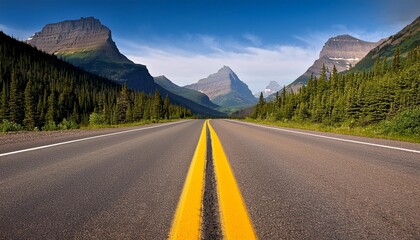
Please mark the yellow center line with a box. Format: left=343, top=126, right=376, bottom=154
left=169, top=120, right=208, bottom=240
left=169, top=119, right=257, bottom=239
left=208, top=120, right=257, bottom=240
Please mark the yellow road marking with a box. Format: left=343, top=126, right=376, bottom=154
left=208, top=120, right=257, bottom=240
left=169, top=120, right=208, bottom=240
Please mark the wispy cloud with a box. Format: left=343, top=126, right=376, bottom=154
left=118, top=34, right=318, bottom=93
left=117, top=20, right=405, bottom=93
left=243, top=33, right=262, bottom=46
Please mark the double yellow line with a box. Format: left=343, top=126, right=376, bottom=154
left=169, top=120, right=257, bottom=240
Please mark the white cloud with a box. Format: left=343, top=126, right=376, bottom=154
left=119, top=36, right=318, bottom=93
left=117, top=23, right=401, bottom=93
left=243, top=33, right=262, bottom=46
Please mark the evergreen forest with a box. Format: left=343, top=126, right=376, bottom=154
left=253, top=47, right=420, bottom=138
left=0, top=32, right=192, bottom=131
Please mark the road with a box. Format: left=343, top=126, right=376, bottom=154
left=0, top=120, right=203, bottom=239
left=1, top=119, right=419, bottom=239
left=211, top=120, right=420, bottom=239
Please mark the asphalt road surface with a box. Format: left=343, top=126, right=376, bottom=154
left=0, top=120, right=203, bottom=239
left=1, top=119, right=419, bottom=239
left=211, top=119, right=420, bottom=239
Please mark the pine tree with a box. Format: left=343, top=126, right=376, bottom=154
left=163, top=95, right=170, bottom=119
left=46, top=92, right=57, bottom=123
left=331, top=65, right=338, bottom=90
left=392, top=47, right=401, bottom=72
left=9, top=71, right=23, bottom=123
left=132, top=94, right=143, bottom=121
left=152, top=90, right=163, bottom=120
left=254, top=92, right=266, bottom=118
left=126, top=103, right=133, bottom=123
left=116, top=84, right=129, bottom=123
left=71, top=103, right=80, bottom=124
left=373, top=57, right=381, bottom=76
left=23, top=79, right=35, bottom=129
left=0, top=80, right=8, bottom=120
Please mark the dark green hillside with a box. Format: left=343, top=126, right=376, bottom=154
left=353, top=16, right=420, bottom=71
left=0, top=32, right=192, bottom=130
left=154, top=76, right=219, bottom=109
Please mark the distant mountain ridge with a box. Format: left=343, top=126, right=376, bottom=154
left=288, top=34, right=380, bottom=91
left=254, top=81, right=281, bottom=98
left=185, top=66, right=257, bottom=107
left=154, top=76, right=219, bottom=109
left=27, top=17, right=130, bottom=64
left=27, top=17, right=157, bottom=92
left=27, top=17, right=224, bottom=116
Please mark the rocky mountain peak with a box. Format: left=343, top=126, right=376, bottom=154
left=28, top=17, right=110, bottom=54
left=154, top=75, right=168, bottom=80
left=218, top=65, right=233, bottom=73
left=319, top=34, right=378, bottom=59
left=185, top=66, right=257, bottom=107
left=207, top=66, right=240, bottom=82
left=254, top=81, right=281, bottom=98
left=288, top=34, right=380, bottom=91
left=267, top=81, right=280, bottom=89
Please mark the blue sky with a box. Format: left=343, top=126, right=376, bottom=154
left=0, top=0, right=419, bottom=92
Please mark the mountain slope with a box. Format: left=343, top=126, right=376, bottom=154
left=185, top=66, right=257, bottom=107
left=288, top=35, right=380, bottom=91
left=27, top=17, right=157, bottom=93
left=254, top=81, right=281, bottom=98
left=154, top=76, right=219, bottom=109
left=27, top=17, right=223, bottom=116
left=353, top=16, right=420, bottom=71
left=0, top=31, right=193, bottom=128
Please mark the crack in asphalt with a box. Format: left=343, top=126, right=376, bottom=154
left=201, top=125, right=223, bottom=240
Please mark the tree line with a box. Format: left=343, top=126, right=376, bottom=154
left=0, top=32, right=192, bottom=131
left=253, top=47, right=420, bottom=128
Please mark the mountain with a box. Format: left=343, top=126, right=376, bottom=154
left=0, top=31, right=192, bottom=128
left=27, top=17, right=157, bottom=93
left=288, top=35, right=380, bottom=91
left=353, top=16, right=420, bottom=71
left=253, top=81, right=281, bottom=98
left=154, top=76, right=219, bottom=109
left=185, top=66, right=257, bottom=107
left=26, top=17, right=223, bottom=117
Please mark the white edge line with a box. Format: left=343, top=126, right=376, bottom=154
left=227, top=120, right=420, bottom=154
left=0, top=120, right=190, bottom=157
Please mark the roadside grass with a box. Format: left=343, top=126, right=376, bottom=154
left=242, top=118, right=420, bottom=143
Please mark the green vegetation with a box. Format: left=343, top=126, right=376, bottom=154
left=154, top=76, right=219, bottom=109
left=0, top=32, right=192, bottom=132
left=0, top=119, right=23, bottom=132
left=252, top=47, right=420, bottom=142
left=211, top=91, right=256, bottom=108
left=83, top=118, right=179, bottom=130
left=352, top=17, right=419, bottom=72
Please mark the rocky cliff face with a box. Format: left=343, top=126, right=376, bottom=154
left=254, top=81, right=281, bottom=98
left=185, top=66, right=257, bottom=107
left=289, top=35, right=380, bottom=91
left=26, top=17, right=225, bottom=116
left=26, top=17, right=157, bottom=92
left=27, top=17, right=130, bottom=64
